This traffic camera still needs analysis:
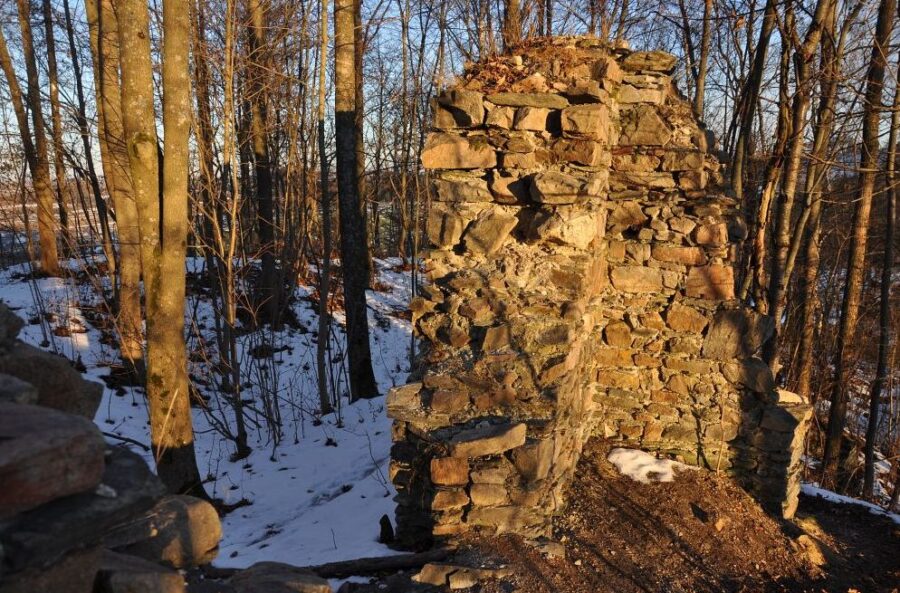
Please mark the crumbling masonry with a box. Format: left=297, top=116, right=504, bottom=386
left=387, top=38, right=812, bottom=547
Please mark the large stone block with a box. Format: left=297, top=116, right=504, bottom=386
left=561, top=105, right=611, bottom=142
left=610, top=266, right=664, bottom=293
left=433, top=89, right=485, bottom=129
left=421, top=134, right=497, bottom=169
left=619, top=105, right=672, bottom=146
left=702, top=309, right=775, bottom=360
left=0, top=402, right=105, bottom=519
left=486, top=92, right=569, bottom=109
left=95, top=550, right=186, bottom=593
left=685, top=264, right=735, bottom=300
left=449, top=422, right=526, bottom=458
left=116, top=495, right=222, bottom=569
left=530, top=171, right=605, bottom=204
left=462, top=208, right=518, bottom=254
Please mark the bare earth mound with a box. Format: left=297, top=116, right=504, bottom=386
left=461, top=440, right=899, bottom=593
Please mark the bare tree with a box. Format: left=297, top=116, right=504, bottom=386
left=335, top=0, right=379, bottom=400
left=822, top=0, right=897, bottom=482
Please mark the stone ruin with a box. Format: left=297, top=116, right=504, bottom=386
left=388, top=37, right=813, bottom=547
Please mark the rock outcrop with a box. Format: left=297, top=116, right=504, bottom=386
left=388, top=37, right=812, bottom=547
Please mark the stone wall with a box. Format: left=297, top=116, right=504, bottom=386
left=388, top=37, right=812, bottom=548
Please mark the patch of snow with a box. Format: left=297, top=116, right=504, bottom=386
left=801, top=483, right=900, bottom=525
left=607, top=448, right=691, bottom=483
left=0, top=257, right=415, bottom=569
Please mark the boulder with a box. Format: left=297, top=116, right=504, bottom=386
left=95, top=550, right=186, bottom=593
left=449, top=422, right=526, bottom=458
left=0, top=342, right=103, bottom=419
left=228, top=562, right=331, bottom=593
left=514, top=106, right=553, bottom=131
left=426, top=205, right=465, bottom=249
left=115, top=495, right=222, bottom=569
left=0, top=546, right=100, bottom=593
left=0, top=402, right=105, bottom=519
left=0, top=303, right=24, bottom=347
left=0, top=373, right=38, bottom=405
left=421, top=134, right=496, bottom=170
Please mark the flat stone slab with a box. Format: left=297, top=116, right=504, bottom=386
left=95, top=550, right=186, bottom=593
left=0, top=402, right=105, bottom=519
left=0, top=446, right=166, bottom=573
left=449, top=422, right=526, bottom=458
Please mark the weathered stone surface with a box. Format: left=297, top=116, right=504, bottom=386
left=661, top=150, right=705, bottom=171
left=470, top=483, right=509, bottom=506
left=426, top=205, right=465, bottom=249
left=433, top=89, right=485, bottom=129
left=432, top=488, right=470, bottom=510
left=618, top=84, right=665, bottom=104
left=652, top=244, right=707, bottom=265
left=553, top=139, right=607, bottom=166
left=117, top=495, right=222, bottom=569
left=1, top=446, right=165, bottom=574
left=433, top=175, right=492, bottom=202
left=487, top=92, right=569, bottom=109
left=619, top=105, right=672, bottom=146
left=532, top=209, right=602, bottom=249
left=685, top=265, right=735, bottom=300
left=621, top=51, right=677, bottom=72
left=0, top=303, right=24, bottom=346
left=96, top=550, right=186, bottom=593
left=0, top=402, right=105, bottom=519
left=610, top=266, right=663, bottom=292
left=0, top=546, right=100, bottom=593
left=421, top=134, right=497, bottom=169
left=665, top=303, right=708, bottom=333
left=449, top=422, right=526, bottom=458
left=702, top=310, right=775, bottom=360
left=486, top=105, right=516, bottom=128
left=723, top=358, right=775, bottom=393
left=430, top=457, right=469, bottom=486
left=510, top=439, right=553, bottom=481
left=489, top=172, right=530, bottom=203
left=514, top=107, right=553, bottom=131
left=608, top=201, right=647, bottom=233
left=694, top=222, right=729, bottom=246
left=466, top=506, right=545, bottom=534
left=530, top=171, right=604, bottom=204
left=0, top=342, right=103, bottom=419
left=561, top=105, right=611, bottom=142
left=228, top=562, right=331, bottom=593
left=0, top=373, right=37, bottom=405
left=463, top=208, right=518, bottom=254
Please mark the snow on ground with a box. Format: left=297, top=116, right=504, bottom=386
left=801, top=484, right=900, bottom=525
left=0, top=256, right=414, bottom=568
left=607, top=448, right=693, bottom=483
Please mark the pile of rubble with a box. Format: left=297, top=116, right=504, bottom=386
left=388, top=36, right=811, bottom=548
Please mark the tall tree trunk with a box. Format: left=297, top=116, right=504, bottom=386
left=822, top=0, right=897, bottom=483
left=64, top=0, right=117, bottom=282
left=502, top=0, right=520, bottom=50
left=248, top=0, right=280, bottom=327
left=335, top=0, right=379, bottom=400
left=14, top=0, right=59, bottom=275
left=317, top=0, right=334, bottom=415
left=84, top=0, right=144, bottom=376
left=40, top=0, right=72, bottom=254
left=354, top=0, right=373, bottom=286
left=863, top=54, right=899, bottom=499
left=117, top=0, right=206, bottom=496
